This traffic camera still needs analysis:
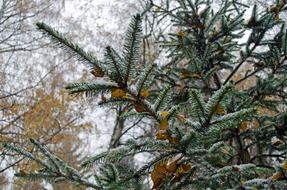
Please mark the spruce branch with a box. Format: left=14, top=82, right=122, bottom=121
left=105, top=46, right=125, bottom=85
left=6, top=140, right=100, bottom=189
left=4, top=143, right=35, bottom=160
left=153, top=86, right=171, bottom=112
left=189, top=89, right=207, bottom=124
left=210, top=108, right=256, bottom=127
left=65, top=81, right=118, bottom=96
left=30, top=139, right=82, bottom=179
left=205, top=82, right=233, bottom=118
left=36, top=22, right=103, bottom=71
left=135, top=64, right=155, bottom=94
left=81, top=152, right=109, bottom=168
left=29, top=138, right=60, bottom=172
left=4, top=143, right=56, bottom=173
left=14, top=172, right=62, bottom=182
left=122, top=14, right=143, bottom=84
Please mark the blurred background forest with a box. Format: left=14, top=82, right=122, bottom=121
left=0, top=0, right=285, bottom=189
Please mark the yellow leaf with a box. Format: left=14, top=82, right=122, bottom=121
left=166, top=154, right=182, bottom=173
left=240, top=121, right=249, bottom=132
left=176, top=163, right=192, bottom=176
left=177, top=31, right=185, bottom=39
left=111, top=88, right=126, bottom=98
left=168, top=136, right=180, bottom=144
left=151, top=160, right=169, bottom=189
left=161, top=111, right=169, bottom=120
left=159, top=111, right=169, bottom=130
left=181, top=163, right=192, bottom=172
left=154, top=161, right=168, bottom=174
left=140, top=89, right=149, bottom=98
left=180, top=69, right=191, bottom=79
left=215, top=104, right=225, bottom=115
left=282, top=160, right=287, bottom=171
left=166, top=161, right=177, bottom=173
left=159, top=119, right=168, bottom=130
left=272, top=172, right=285, bottom=181
left=151, top=169, right=164, bottom=190
left=156, top=130, right=168, bottom=140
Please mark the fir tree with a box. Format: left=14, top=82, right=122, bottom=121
left=3, top=0, right=287, bottom=189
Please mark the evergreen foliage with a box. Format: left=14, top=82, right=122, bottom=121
left=4, top=0, right=287, bottom=189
